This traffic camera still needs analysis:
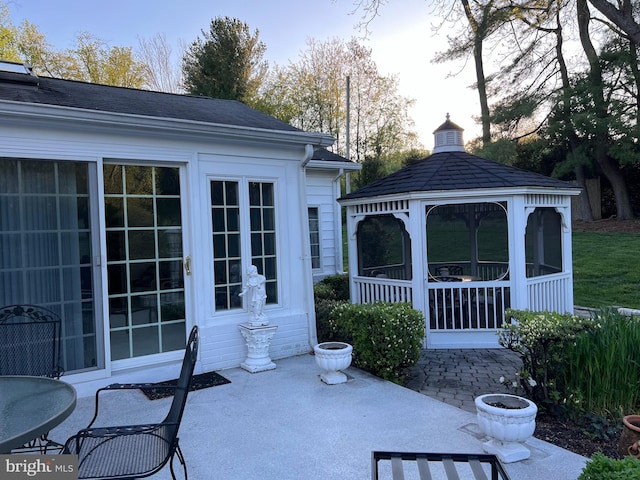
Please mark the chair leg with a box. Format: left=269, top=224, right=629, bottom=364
left=169, top=443, right=188, bottom=480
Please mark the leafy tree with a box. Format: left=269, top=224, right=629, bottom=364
left=0, top=2, right=20, bottom=61
left=182, top=16, right=267, bottom=102
left=259, top=37, right=417, bottom=163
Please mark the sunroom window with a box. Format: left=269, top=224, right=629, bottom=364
left=211, top=180, right=278, bottom=312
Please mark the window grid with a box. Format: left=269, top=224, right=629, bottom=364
left=249, top=182, right=277, bottom=305
left=211, top=180, right=242, bottom=310
left=308, top=207, right=320, bottom=269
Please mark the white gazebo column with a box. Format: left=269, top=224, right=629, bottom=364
left=509, top=196, right=529, bottom=311
left=559, top=201, right=575, bottom=313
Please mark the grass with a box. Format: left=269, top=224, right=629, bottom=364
left=572, top=232, right=640, bottom=310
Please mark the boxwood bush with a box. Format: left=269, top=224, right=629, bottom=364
left=327, top=302, right=425, bottom=384
left=578, top=453, right=640, bottom=479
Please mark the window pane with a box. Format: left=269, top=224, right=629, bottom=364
left=127, top=198, right=154, bottom=227
left=104, top=165, right=123, bottom=194
left=156, top=198, right=181, bottom=226
left=155, top=168, right=180, bottom=196
left=125, top=166, right=153, bottom=195
left=128, top=231, right=156, bottom=260
left=105, top=197, right=124, bottom=227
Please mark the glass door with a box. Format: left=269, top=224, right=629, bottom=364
left=104, top=164, right=186, bottom=360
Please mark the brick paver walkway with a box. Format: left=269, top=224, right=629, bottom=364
left=405, top=348, right=523, bottom=413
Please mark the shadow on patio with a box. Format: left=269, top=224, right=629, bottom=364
left=50, top=354, right=586, bottom=479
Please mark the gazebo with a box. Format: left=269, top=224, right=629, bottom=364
left=338, top=116, right=582, bottom=348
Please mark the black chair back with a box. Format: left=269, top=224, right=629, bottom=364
left=0, top=304, right=63, bottom=378
left=165, top=326, right=199, bottom=428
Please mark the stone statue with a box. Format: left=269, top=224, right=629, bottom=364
left=239, top=265, right=268, bottom=326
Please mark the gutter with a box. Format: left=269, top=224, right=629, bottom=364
left=299, top=144, right=319, bottom=348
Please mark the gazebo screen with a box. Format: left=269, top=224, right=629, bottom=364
left=426, top=202, right=508, bottom=280
left=357, top=214, right=411, bottom=280
left=525, top=207, right=562, bottom=277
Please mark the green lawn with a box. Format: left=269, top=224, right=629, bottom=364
left=572, top=231, right=640, bottom=310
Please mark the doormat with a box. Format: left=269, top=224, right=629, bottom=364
left=140, top=371, right=231, bottom=400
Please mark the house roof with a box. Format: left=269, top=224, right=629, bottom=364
left=339, top=150, right=580, bottom=200
left=0, top=69, right=299, bottom=132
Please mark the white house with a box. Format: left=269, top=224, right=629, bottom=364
left=0, top=61, right=359, bottom=395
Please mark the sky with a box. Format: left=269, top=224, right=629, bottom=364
left=8, top=0, right=482, bottom=148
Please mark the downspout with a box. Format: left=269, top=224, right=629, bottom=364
left=334, top=168, right=345, bottom=274
left=299, top=144, right=318, bottom=348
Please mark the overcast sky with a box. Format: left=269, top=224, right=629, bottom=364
left=9, top=0, right=482, bottom=146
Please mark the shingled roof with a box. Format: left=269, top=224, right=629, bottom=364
left=0, top=69, right=299, bottom=132
left=340, top=150, right=579, bottom=200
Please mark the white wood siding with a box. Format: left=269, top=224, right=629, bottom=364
left=305, top=170, right=342, bottom=281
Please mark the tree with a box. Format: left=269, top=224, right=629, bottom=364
left=259, top=37, right=417, bottom=163
left=182, top=16, right=267, bottom=102
left=137, top=33, right=184, bottom=93
left=0, top=2, right=20, bottom=61
left=576, top=0, right=634, bottom=219
left=588, top=0, right=640, bottom=46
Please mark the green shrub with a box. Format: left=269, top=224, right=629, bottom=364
left=315, top=273, right=350, bottom=301
left=499, top=309, right=596, bottom=409
left=315, top=298, right=346, bottom=342
left=314, top=274, right=350, bottom=342
left=328, top=302, right=425, bottom=384
left=563, top=308, right=640, bottom=418
left=578, top=453, right=640, bottom=480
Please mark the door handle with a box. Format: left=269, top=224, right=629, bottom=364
left=184, top=256, right=192, bottom=275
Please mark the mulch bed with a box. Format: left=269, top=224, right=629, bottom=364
left=534, top=413, right=621, bottom=459
left=140, top=371, right=230, bottom=400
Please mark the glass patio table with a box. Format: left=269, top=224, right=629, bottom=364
left=0, top=375, right=76, bottom=453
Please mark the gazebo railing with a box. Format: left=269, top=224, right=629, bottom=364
left=354, top=276, right=413, bottom=304
left=526, top=273, right=572, bottom=313
left=428, top=281, right=510, bottom=331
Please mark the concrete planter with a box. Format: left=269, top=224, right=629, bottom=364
left=475, top=393, right=537, bottom=463
left=314, top=342, right=352, bottom=385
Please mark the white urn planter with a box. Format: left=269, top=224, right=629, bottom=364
left=314, top=341, right=353, bottom=385
left=475, top=393, right=538, bottom=463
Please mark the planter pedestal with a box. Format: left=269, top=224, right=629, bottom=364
left=475, top=394, right=537, bottom=463
left=314, top=342, right=352, bottom=384
left=238, top=323, right=278, bottom=373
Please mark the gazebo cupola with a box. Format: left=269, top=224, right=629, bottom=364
left=338, top=116, right=582, bottom=349
left=433, top=113, right=465, bottom=153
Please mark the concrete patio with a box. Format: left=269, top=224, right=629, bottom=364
left=50, top=353, right=587, bottom=479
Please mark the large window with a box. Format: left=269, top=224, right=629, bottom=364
left=104, top=165, right=186, bottom=361
left=211, top=180, right=278, bottom=312
left=0, top=159, right=100, bottom=372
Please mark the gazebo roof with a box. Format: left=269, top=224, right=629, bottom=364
left=340, top=150, right=580, bottom=201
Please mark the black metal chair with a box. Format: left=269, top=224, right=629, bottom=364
left=372, top=451, right=511, bottom=480
left=63, top=326, right=199, bottom=480
left=0, top=304, right=64, bottom=379
left=0, top=304, right=65, bottom=453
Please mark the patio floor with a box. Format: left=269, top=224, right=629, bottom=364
left=50, top=353, right=587, bottom=479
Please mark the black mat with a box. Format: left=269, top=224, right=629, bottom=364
left=140, top=371, right=231, bottom=400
